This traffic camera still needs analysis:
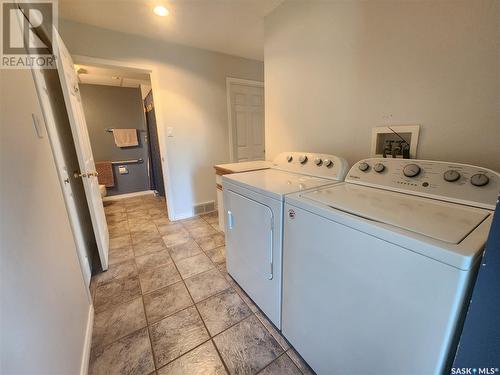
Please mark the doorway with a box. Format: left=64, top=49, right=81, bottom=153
left=226, top=78, right=265, bottom=162
left=74, top=63, right=165, bottom=200
left=144, top=91, right=165, bottom=197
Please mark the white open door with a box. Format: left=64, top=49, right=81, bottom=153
left=52, top=27, right=109, bottom=270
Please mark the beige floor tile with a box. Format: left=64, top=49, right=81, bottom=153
left=157, top=341, right=226, bottom=375
left=196, top=233, right=225, bottom=251
left=180, top=217, right=206, bottom=230
left=201, top=212, right=219, bottom=225
left=89, top=328, right=154, bottom=375
left=175, top=253, right=214, bottom=279
left=130, top=222, right=159, bottom=234
left=94, top=276, right=142, bottom=313
left=109, top=234, right=132, bottom=249
left=93, top=259, right=138, bottom=286
left=135, top=250, right=172, bottom=273
left=149, top=306, right=209, bottom=368
left=287, top=348, right=316, bottom=375
left=197, top=288, right=251, bottom=336
left=168, top=239, right=203, bottom=262
left=108, top=222, right=130, bottom=238
left=205, top=246, right=226, bottom=265
left=185, top=268, right=230, bottom=302
left=162, top=231, right=191, bottom=247
left=259, top=354, right=302, bottom=375
left=187, top=224, right=218, bottom=239
left=108, top=236, right=134, bottom=265
left=153, top=217, right=172, bottom=226
left=92, top=297, right=146, bottom=349
left=143, top=281, right=193, bottom=324
left=213, top=315, right=283, bottom=375
left=139, top=262, right=181, bottom=293
left=157, top=223, right=186, bottom=236
left=227, top=277, right=258, bottom=312
left=105, top=212, right=128, bottom=225
left=255, top=311, right=290, bottom=351
left=132, top=236, right=166, bottom=257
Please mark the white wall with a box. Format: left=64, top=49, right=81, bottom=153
left=59, top=20, right=264, bottom=219
left=0, top=70, right=91, bottom=373
left=265, top=0, right=500, bottom=171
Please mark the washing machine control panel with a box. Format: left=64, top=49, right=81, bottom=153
left=273, top=152, right=349, bottom=181
left=346, top=158, right=500, bottom=209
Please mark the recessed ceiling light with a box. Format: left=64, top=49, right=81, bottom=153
left=153, top=5, right=169, bottom=17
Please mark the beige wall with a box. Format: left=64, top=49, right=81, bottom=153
left=59, top=20, right=264, bottom=219
left=265, top=0, right=500, bottom=171
left=1, top=69, right=91, bottom=374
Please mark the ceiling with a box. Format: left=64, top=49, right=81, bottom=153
left=76, top=64, right=151, bottom=93
left=59, top=0, right=284, bottom=61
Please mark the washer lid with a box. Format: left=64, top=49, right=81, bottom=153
left=223, top=169, right=338, bottom=200
left=303, top=184, right=490, bottom=244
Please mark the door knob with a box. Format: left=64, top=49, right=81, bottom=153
left=73, top=171, right=87, bottom=179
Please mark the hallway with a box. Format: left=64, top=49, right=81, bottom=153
left=89, top=194, right=313, bottom=374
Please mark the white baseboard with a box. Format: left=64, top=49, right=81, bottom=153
left=80, top=304, right=94, bottom=375
left=173, top=211, right=195, bottom=221
left=103, top=190, right=155, bottom=202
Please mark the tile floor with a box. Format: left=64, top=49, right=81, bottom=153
left=89, top=194, right=315, bottom=375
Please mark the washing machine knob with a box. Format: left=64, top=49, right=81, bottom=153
left=324, top=159, right=333, bottom=168
left=358, top=162, right=370, bottom=172
left=443, top=170, right=461, bottom=182
left=470, top=173, right=489, bottom=187
left=299, top=155, right=308, bottom=164
left=286, top=155, right=293, bottom=162
left=314, top=158, right=323, bottom=166
left=373, top=163, right=385, bottom=173
left=403, top=164, right=421, bottom=177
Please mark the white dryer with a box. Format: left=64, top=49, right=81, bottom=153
left=222, top=152, right=348, bottom=328
left=282, top=158, right=500, bottom=375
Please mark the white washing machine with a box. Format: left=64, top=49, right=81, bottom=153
left=282, top=158, right=500, bottom=375
left=222, top=152, right=348, bottom=328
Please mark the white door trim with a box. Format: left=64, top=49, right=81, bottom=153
left=71, top=54, right=176, bottom=221
left=226, top=77, right=264, bottom=162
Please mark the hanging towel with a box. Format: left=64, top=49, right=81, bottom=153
left=95, top=161, right=115, bottom=187
left=112, top=128, right=139, bottom=147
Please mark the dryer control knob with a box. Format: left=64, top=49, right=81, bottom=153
left=324, top=159, right=333, bottom=168
left=443, top=170, right=461, bottom=182
left=373, top=163, right=385, bottom=173
left=286, top=155, right=293, bottom=162
left=314, top=158, right=323, bottom=166
left=403, top=164, right=421, bottom=177
left=358, top=162, right=370, bottom=172
left=299, top=155, right=308, bottom=164
left=470, top=173, right=489, bottom=187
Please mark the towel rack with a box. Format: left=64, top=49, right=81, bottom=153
left=111, top=158, right=144, bottom=165
left=105, top=128, right=147, bottom=132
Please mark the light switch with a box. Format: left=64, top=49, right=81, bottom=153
left=167, top=127, right=174, bottom=137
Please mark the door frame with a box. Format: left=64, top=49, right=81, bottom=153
left=226, top=77, right=264, bottom=162
left=71, top=54, right=175, bottom=222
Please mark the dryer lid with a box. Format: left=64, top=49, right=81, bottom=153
left=223, top=169, right=339, bottom=200
left=302, top=184, right=490, bottom=244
